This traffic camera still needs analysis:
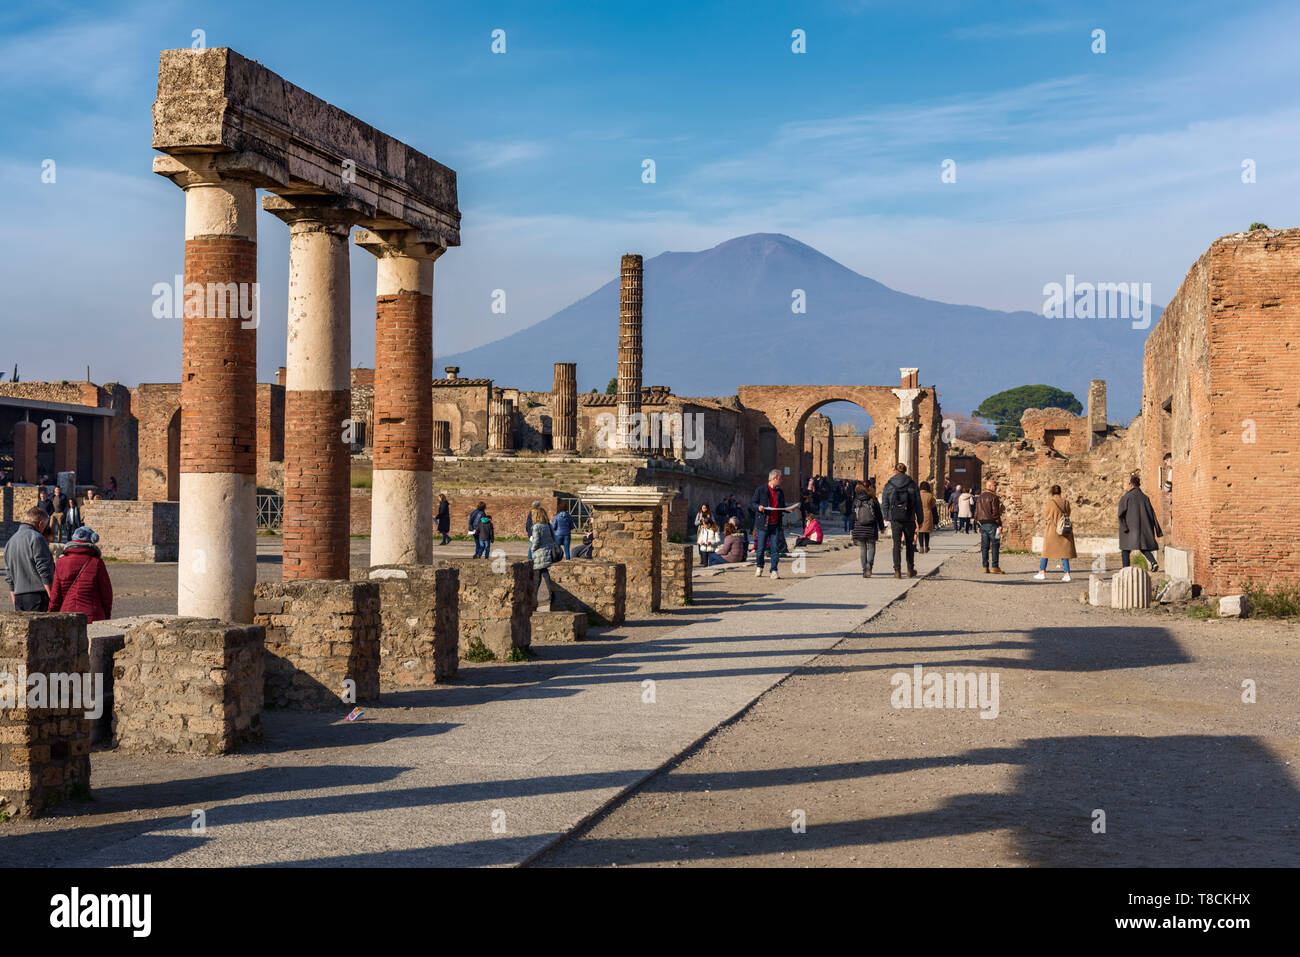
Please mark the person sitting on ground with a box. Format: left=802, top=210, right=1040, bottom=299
left=712, top=520, right=746, bottom=564
left=696, top=517, right=721, bottom=564
left=1036, top=484, right=1076, bottom=582
left=50, top=526, right=113, bottom=622
left=572, top=530, right=596, bottom=559
left=795, top=514, right=823, bottom=547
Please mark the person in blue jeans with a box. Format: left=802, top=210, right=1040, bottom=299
left=467, top=501, right=487, bottom=557
left=552, top=507, right=574, bottom=560
left=751, top=469, right=788, bottom=579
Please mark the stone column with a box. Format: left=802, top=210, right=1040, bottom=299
left=488, top=390, right=513, bottom=452
left=896, top=418, right=920, bottom=476
left=264, top=197, right=360, bottom=581
left=53, top=422, right=78, bottom=476
left=13, top=420, right=37, bottom=484
left=355, top=229, right=445, bottom=567
left=1088, top=379, right=1107, bottom=449
left=552, top=362, right=577, bottom=453
left=162, top=171, right=259, bottom=622
left=616, top=254, right=643, bottom=452
left=432, top=421, right=451, bottom=455
left=580, top=486, right=673, bottom=615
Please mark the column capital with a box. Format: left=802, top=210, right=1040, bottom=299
left=262, top=194, right=367, bottom=236
left=153, top=151, right=288, bottom=191
left=353, top=228, right=446, bottom=262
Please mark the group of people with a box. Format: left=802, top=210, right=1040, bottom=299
left=457, top=497, right=595, bottom=604
left=5, top=507, right=113, bottom=620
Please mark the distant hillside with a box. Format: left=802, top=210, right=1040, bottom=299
left=436, top=233, right=1155, bottom=423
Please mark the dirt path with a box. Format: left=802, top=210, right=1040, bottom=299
left=537, top=549, right=1300, bottom=867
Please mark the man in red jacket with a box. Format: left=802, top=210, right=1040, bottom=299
left=50, top=526, right=113, bottom=622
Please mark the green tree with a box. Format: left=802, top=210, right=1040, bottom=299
left=1249, top=222, right=1269, bottom=231
left=605, top=377, right=618, bottom=395
left=975, top=385, right=1081, bottom=441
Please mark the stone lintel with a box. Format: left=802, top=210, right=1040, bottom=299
left=579, top=485, right=676, bottom=508
left=153, top=47, right=460, bottom=244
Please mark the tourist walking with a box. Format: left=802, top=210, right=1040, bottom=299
left=957, top=486, right=975, bottom=533
left=468, top=501, right=487, bottom=556
left=436, top=493, right=450, bottom=546
left=1036, top=484, right=1076, bottom=581
left=529, top=505, right=558, bottom=604
left=4, top=507, right=55, bottom=611
left=974, top=480, right=1004, bottom=574
left=525, top=499, right=541, bottom=560
left=552, top=505, right=574, bottom=560
left=849, top=481, right=885, bottom=578
left=1118, top=473, right=1162, bottom=570
left=473, top=507, right=494, bottom=558
left=751, top=469, right=790, bottom=579
left=917, top=481, right=937, bottom=553
left=694, top=504, right=715, bottom=562
left=49, top=526, right=113, bottom=622
left=881, top=463, right=923, bottom=578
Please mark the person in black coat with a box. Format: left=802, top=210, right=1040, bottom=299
left=880, top=463, right=923, bottom=578
left=1118, top=473, right=1162, bottom=570
left=436, top=494, right=451, bottom=546
left=849, top=482, right=885, bottom=577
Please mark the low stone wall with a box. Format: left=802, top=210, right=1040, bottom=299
left=80, top=500, right=179, bottom=561
left=591, top=504, right=662, bottom=615
left=255, top=580, right=381, bottom=710
left=356, top=565, right=460, bottom=687
left=531, top=610, right=587, bottom=642
left=433, top=558, right=533, bottom=659
left=112, top=616, right=264, bottom=754
left=548, top=560, right=626, bottom=626
left=660, top=543, right=693, bottom=607
left=0, top=611, right=92, bottom=818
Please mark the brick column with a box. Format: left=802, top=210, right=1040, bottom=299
left=12, top=421, right=37, bottom=484
left=53, top=422, right=77, bottom=476
left=616, top=254, right=643, bottom=451
left=165, top=173, right=260, bottom=621
left=552, top=362, right=577, bottom=452
left=265, top=198, right=360, bottom=581
left=355, top=230, right=445, bottom=566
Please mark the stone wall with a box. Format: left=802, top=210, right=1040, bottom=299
left=0, top=611, right=91, bottom=818
left=592, top=504, right=662, bottom=615
left=1020, top=407, right=1091, bottom=456
left=661, top=543, right=693, bottom=607
left=255, top=580, right=381, bottom=710
left=432, top=558, right=533, bottom=659
left=80, top=500, right=179, bottom=561
left=356, top=565, right=459, bottom=687
left=256, top=382, right=285, bottom=489
left=132, top=383, right=181, bottom=502
left=112, top=617, right=264, bottom=754
left=548, top=560, right=626, bottom=626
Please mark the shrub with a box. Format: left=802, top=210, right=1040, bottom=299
left=1241, top=581, right=1300, bottom=619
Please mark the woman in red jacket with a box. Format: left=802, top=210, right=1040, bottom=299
left=49, top=526, right=113, bottom=622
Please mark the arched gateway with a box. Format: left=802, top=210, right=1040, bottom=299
left=738, top=368, right=945, bottom=498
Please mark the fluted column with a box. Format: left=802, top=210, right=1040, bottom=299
left=617, top=254, right=643, bottom=452
left=264, top=197, right=360, bottom=580
left=488, top=389, right=513, bottom=452
left=355, top=229, right=445, bottom=566
left=552, top=362, right=577, bottom=452
left=432, top=421, right=451, bottom=455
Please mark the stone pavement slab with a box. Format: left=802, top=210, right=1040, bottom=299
left=66, top=538, right=970, bottom=867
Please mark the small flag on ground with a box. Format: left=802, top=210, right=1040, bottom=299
left=345, top=708, right=364, bottom=722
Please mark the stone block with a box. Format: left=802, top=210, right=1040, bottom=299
left=1219, top=595, right=1250, bottom=618
left=255, top=580, right=380, bottom=710
left=1111, top=565, right=1152, bottom=609
left=361, top=565, right=459, bottom=688
left=431, top=559, right=532, bottom=660
left=113, top=616, right=264, bottom=754
left=660, top=543, right=693, bottom=608
left=1163, top=546, right=1194, bottom=581
left=548, top=560, right=626, bottom=626
left=1156, top=577, right=1194, bottom=604
left=1088, top=574, right=1112, bottom=607
left=0, top=611, right=92, bottom=818
left=531, top=611, right=588, bottom=643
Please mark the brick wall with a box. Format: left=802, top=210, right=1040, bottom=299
left=132, top=383, right=182, bottom=501
left=373, top=293, right=433, bottom=472
left=80, top=500, right=178, bottom=561
left=112, top=617, right=264, bottom=754
left=256, top=382, right=285, bottom=487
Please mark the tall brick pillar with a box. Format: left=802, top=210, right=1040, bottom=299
left=53, top=423, right=77, bottom=476
left=355, top=229, right=445, bottom=566
left=552, top=362, right=577, bottom=452
left=13, top=421, right=37, bottom=484
left=160, top=170, right=260, bottom=622
left=265, top=197, right=361, bottom=581
left=616, top=254, right=643, bottom=452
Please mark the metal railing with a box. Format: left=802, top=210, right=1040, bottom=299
left=256, top=493, right=283, bottom=530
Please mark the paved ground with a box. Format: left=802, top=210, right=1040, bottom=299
left=538, top=547, right=1300, bottom=867
left=5, top=526, right=956, bottom=866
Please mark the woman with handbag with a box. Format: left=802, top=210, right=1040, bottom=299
left=529, top=505, right=560, bottom=605
left=1035, top=484, right=1076, bottom=581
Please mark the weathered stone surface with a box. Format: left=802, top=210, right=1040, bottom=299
left=548, top=560, right=626, bottom=626
left=360, top=565, right=459, bottom=687
left=0, top=612, right=92, bottom=818
left=1219, top=595, right=1251, bottom=618
left=1163, top=546, right=1194, bottom=582
left=1157, top=577, right=1194, bottom=604
left=531, top=611, right=588, bottom=643
left=113, top=616, right=263, bottom=754
left=660, top=543, right=693, bottom=608
left=432, top=558, right=532, bottom=659
left=1088, top=574, right=1112, bottom=607
left=1111, top=565, right=1152, bottom=609
left=255, top=580, right=379, bottom=709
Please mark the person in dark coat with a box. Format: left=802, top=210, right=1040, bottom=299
left=849, top=482, right=885, bottom=578
left=468, top=501, right=488, bottom=557
left=881, top=463, right=923, bottom=578
left=1118, top=473, right=1162, bottom=570
left=552, top=507, right=575, bottom=559
left=751, top=469, right=790, bottom=578
left=436, top=494, right=451, bottom=546
left=49, top=526, right=113, bottom=622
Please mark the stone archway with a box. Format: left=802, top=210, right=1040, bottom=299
left=738, top=371, right=945, bottom=498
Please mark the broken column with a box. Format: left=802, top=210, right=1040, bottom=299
left=1088, top=379, right=1107, bottom=449
left=616, top=254, right=643, bottom=452
left=580, top=486, right=673, bottom=615
left=265, top=197, right=360, bottom=581
left=53, top=421, right=77, bottom=476
left=553, top=362, right=577, bottom=453
left=892, top=369, right=923, bottom=475
left=488, top=389, right=513, bottom=452
left=356, top=230, right=445, bottom=566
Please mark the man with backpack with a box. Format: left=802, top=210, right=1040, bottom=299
left=974, top=480, right=1005, bottom=574
left=881, top=463, right=923, bottom=579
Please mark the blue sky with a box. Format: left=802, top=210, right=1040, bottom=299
left=1, top=0, right=1297, bottom=387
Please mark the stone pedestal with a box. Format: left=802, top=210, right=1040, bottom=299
left=432, top=559, right=533, bottom=660
left=547, top=560, right=627, bottom=626
left=581, top=486, right=673, bottom=615
left=552, top=362, right=577, bottom=452
left=358, top=565, right=459, bottom=687
left=661, top=543, right=694, bottom=608
left=1111, top=566, right=1152, bottom=609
